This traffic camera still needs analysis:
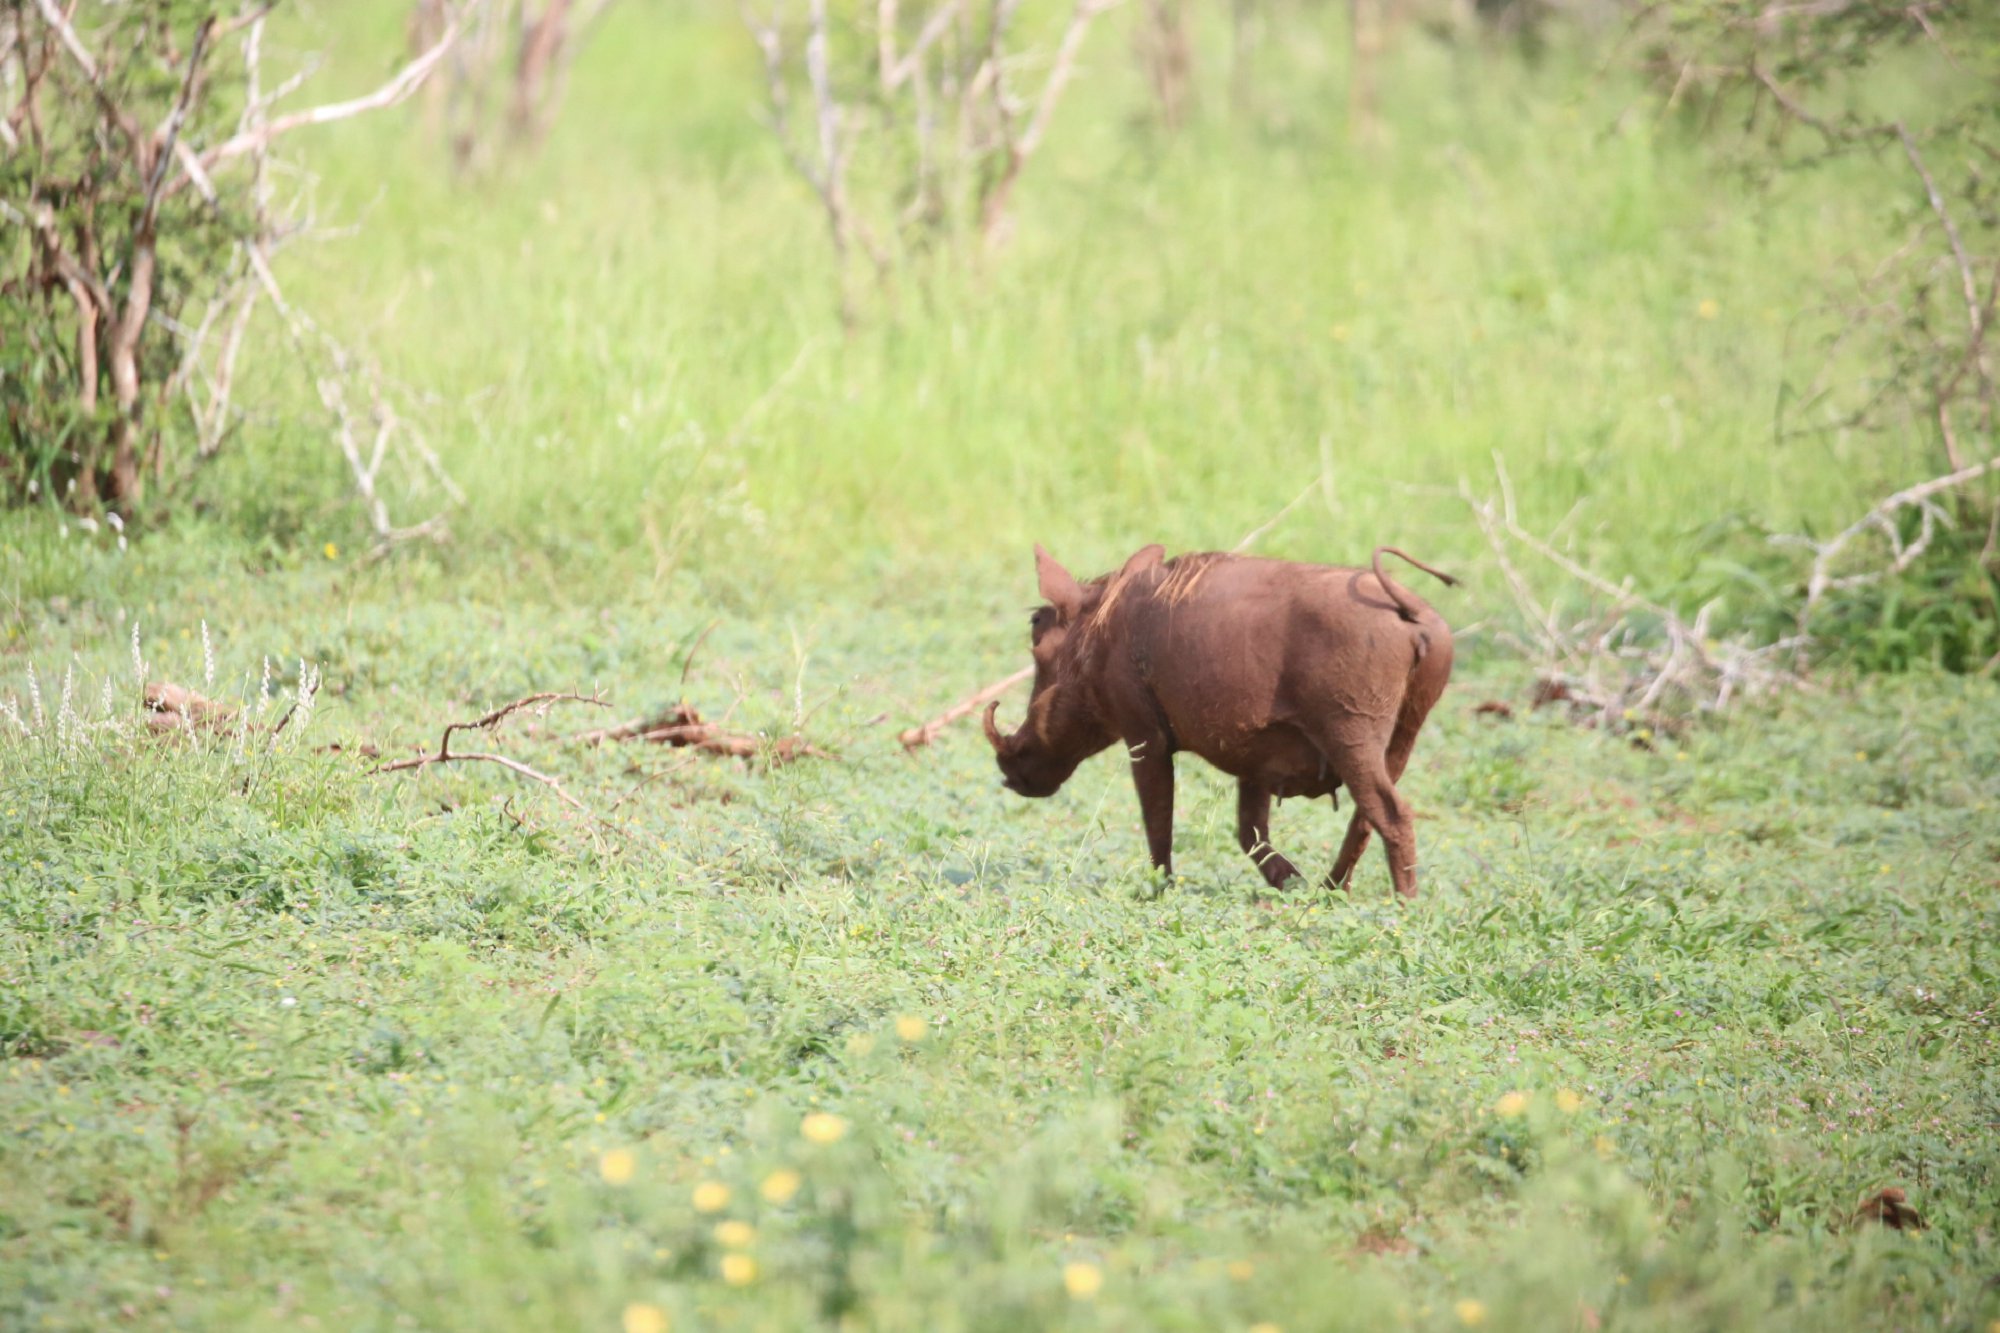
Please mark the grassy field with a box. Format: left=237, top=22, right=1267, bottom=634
left=3, top=2, right=1998, bottom=1330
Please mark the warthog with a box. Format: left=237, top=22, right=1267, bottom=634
left=984, top=544, right=1455, bottom=897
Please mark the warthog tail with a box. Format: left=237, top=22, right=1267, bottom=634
left=1371, top=546, right=1458, bottom=624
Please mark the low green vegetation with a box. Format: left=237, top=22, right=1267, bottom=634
left=3, top=2, right=1996, bottom=1330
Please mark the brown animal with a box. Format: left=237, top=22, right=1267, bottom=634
left=984, top=543, right=1455, bottom=897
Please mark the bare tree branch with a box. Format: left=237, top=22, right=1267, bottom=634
left=883, top=0, right=963, bottom=90
left=139, top=18, right=214, bottom=235
left=194, top=4, right=474, bottom=174
left=1774, top=451, right=2000, bottom=634
left=980, top=0, right=1124, bottom=240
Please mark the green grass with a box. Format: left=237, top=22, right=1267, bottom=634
left=3, top=3, right=1998, bottom=1330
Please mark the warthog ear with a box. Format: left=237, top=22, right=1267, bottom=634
left=1115, top=544, right=1166, bottom=586
left=1034, top=544, right=1084, bottom=621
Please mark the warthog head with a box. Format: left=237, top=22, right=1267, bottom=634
left=984, top=544, right=1162, bottom=797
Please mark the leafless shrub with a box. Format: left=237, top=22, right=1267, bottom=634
left=409, top=0, right=619, bottom=171
left=742, top=0, right=1126, bottom=324
left=1641, top=1, right=1998, bottom=666
left=1, top=1, right=473, bottom=540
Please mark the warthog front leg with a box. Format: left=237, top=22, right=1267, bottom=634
left=1128, top=737, right=1176, bottom=878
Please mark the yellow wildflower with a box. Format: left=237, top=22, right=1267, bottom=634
left=720, top=1253, right=757, bottom=1286
left=599, top=1149, right=637, bottom=1185
left=895, top=1014, right=929, bottom=1042
left=713, top=1221, right=756, bottom=1249
left=1062, top=1262, right=1103, bottom=1300
left=323, top=542, right=339, bottom=560
left=801, top=1112, right=848, bottom=1145
left=1455, top=1298, right=1488, bottom=1326
left=1226, top=1260, right=1255, bottom=1282
left=1697, top=298, right=1719, bottom=320
left=1555, top=1089, right=1584, bottom=1114
left=1494, top=1091, right=1530, bottom=1118
left=622, top=1303, right=669, bottom=1333
left=691, top=1181, right=731, bottom=1213
left=760, top=1168, right=802, bottom=1204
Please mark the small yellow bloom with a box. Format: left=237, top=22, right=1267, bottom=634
left=720, top=1253, right=757, bottom=1286
left=323, top=542, right=339, bottom=559
left=1697, top=298, right=1719, bottom=320
left=599, top=1149, right=637, bottom=1185
left=1554, top=1089, right=1583, bottom=1114
left=1063, top=1262, right=1103, bottom=1300
left=1226, top=1259, right=1255, bottom=1282
left=760, top=1168, right=802, bottom=1204
left=1594, top=1135, right=1616, bottom=1160
left=1494, top=1091, right=1530, bottom=1118
left=1455, top=1298, right=1488, bottom=1326
left=713, top=1220, right=756, bottom=1249
left=801, top=1112, right=848, bottom=1145
left=692, top=1181, right=731, bottom=1213
left=895, top=1014, right=929, bottom=1042
left=623, top=1303, right=670, bottom=1333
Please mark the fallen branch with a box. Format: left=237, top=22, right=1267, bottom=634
left=1464, top=458, right=1808, bottom=733
left=142, top=681, right=235, bottom=734
left=1771, top=451, right=2000, bottom=643
left=898, top=666, right=1032, bottom=750
left=575, top=702, right=827, bottom=764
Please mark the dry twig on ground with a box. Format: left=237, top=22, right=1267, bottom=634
left=375, top=691, right=610, bottom=816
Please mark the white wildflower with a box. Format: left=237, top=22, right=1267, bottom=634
left=56, top=664, right=77, bottom=751
left=288, top=660, right=321, bottom=737
left=201, top=621, right=216, bottom=690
